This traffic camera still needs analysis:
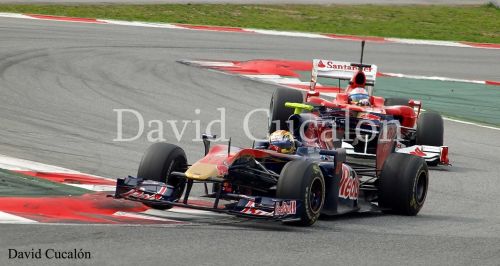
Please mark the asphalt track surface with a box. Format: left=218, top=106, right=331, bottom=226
left=0, top=17, right=500, bottom=265
left=0, top=0, right=491, bottom=4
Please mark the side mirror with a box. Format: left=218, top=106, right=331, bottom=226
left=202, top=134, right=217, bottom=155
left=305, top=89, right=320, bottom=102
left=408, top=99, right=421, bottom=107
left=408, top=99, right=422, bottom=116
left=307, top=90, right=320, bottom=97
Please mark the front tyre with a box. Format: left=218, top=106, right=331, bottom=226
left=416, top=111, right=444, bottom=147
left=378, top=153, right=429, bottom=215
left=137, top=142, right=188, bottom=210
left=277, top=160, right=325, bottom=226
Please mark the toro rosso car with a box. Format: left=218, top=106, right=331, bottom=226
left=114, top=131, right=429, bottom=226
left=268, top=42, right=449, bottom=166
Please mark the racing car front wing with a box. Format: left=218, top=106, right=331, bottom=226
left=342, top=141, right=450, bottom=165
left=113, top=176, right=303, bottom=222
left=396, top=145, right=450, bottom=165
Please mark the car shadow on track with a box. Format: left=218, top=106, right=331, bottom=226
left=198, top=219, right=312, bottom=232
left=213, top=212, right=386, bottom=232
left=319, top=211, right=385, bottom=222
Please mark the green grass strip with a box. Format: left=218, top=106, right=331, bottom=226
left=0, top=4, right=498, bottom=43
left=0, top=169, right=89, bottom=197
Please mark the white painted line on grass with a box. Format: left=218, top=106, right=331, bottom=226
left=384, top=38, right=471, bottom=48
left=100, top=19, right=183, bottom=29
left=250, top=29, right=330, bottom=39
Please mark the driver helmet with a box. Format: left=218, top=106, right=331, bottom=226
left=269, top=130, right=296, bottom=154
left=348, top=87, right=370, bottom=105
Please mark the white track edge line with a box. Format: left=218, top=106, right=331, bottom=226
left=0, top=211, right=38, bottom=224
left=0, top=153, right=115, bottom=182
left=443, top=117, right=500, bottom=131
left=381, top=72, right=487, bottom=84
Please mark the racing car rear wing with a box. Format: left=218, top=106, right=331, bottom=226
left=310, top=59, right=378, bottom=88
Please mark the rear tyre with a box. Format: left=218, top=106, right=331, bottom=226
left=268, top=88, right=303, bottom=134
left=277, top=160, right=325, bottom=226
left=137, top=142, right=188, bottom=210
left=378, top=153, right=428, bottom=215
left=385, top=97, right=410, bottom=106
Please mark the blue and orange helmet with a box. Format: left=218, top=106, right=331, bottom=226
left=269, top=130, right=296, bottom=154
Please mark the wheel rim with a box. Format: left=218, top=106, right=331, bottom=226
left=309, top=177, right=324, bottom=213
left=415, top=171, right=427, bottom=204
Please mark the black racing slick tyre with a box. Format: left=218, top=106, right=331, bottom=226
left=277, top=160, right=325, bottom=226
left=378, top=153, right=429, bottom=216
left=384, top=97, right=410, bottom=106
left=268, top=88, right=303, bottom=134
left=137, top=142, right=187, bottom=210
left=416, top=111, right=444, bottom=147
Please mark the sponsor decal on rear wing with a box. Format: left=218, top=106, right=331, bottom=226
left=310, top=59, right=378, bottom=84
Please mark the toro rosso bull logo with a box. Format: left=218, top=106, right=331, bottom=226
left=241, top=201, right=273, bottom=217
left=339, top=165, right=359, bottom=200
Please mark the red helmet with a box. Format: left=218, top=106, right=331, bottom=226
left=348, top=87, right=370, bottom=105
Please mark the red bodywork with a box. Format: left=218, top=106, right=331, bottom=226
left=306, top=69, right=419, bottom=128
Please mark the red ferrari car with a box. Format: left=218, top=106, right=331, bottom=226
left=268, top=42, right=449, bottom=166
